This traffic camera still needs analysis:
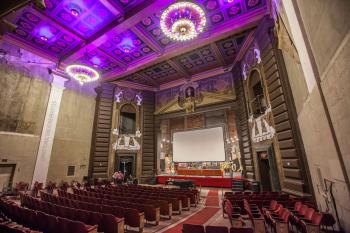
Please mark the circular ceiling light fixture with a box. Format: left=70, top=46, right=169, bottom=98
left=160, top=2, right=206, bottom=41
left=70, top=8, right=80, bottom=17
left=65, top=64, right=100, bottom=85
left=40, top=35, right=48, bottom=41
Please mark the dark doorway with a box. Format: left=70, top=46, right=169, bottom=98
left=258, top=151, right=272, bottom=191
left=116, top=154, right=135, bottom=177
left=256, top=146, right=281, bottom=192
left=0, top=164, right=16, bottom=191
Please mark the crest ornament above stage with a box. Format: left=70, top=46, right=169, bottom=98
left=177, top=81, right=203, bottom=113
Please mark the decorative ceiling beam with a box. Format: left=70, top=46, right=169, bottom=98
left=103, top=7, right=266, bottom=81
left=96, top=48, right=127, bottom=70
left=131, top=25, right=163, bottom=53
left=2, top=34, right=58, bottom=62
left=229, top=29, right=256, bottom=69
left=135, top=73, right=159, bottom=88
left=61, top=0, right=174, bottom=64
left=111, top=80, right=156, bottom=92
left=99, top=0, right=121, bottom=16
left=167, top=59, right=191, bottom=79
left=105, top=0, right=124, bottom=14
left=210, top=42, right=226, bottom=67
left=158, top=66, right=226, bottom=91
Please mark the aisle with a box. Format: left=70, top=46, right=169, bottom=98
left=205, top=189, right=220, bottom=207
left=160, top=189, right=220, bottom=233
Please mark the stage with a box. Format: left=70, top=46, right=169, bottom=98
left=157, top=175, right=234, bottom=188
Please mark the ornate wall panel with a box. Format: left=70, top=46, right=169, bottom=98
left=155, top=72, right=236, bottom=114
left=141, top=91, right=156, bottom=179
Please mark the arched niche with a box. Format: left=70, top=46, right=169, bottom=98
left=119, top=104, right=137, bottom=135
left=247, top=69, right=268, bottom=117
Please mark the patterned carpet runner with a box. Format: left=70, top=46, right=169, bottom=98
left=162, top=189, right=220, bottom=233
left=205, top=189, right=220, bottom=207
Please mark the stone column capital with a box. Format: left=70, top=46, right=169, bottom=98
left=51, top=73, right=69, bottom=89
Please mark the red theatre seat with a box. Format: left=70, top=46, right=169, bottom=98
left=182, top=224, right=205, bottom=233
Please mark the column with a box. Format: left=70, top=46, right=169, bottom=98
left=31, top=74, right=68, bottom=186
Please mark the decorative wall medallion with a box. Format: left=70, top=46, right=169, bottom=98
left=248, top=106, right=276, bottom=144
left=112, top=128, right=142, bottom=151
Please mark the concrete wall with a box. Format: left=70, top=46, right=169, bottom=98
left=281, top=0, right=350, bottom=230
left=0, top=63, right=50, bottom=185
left=47, top=88, right=96, bottom=184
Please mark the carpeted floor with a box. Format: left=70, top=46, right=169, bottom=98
left=205, top=189, right=219, bottom=207
left=159, top=189, right=221, bottom=233
left=161, top=207, right=220, bottom=233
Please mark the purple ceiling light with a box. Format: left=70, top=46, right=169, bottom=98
left=66, top=64, right=100, bottom=85
left=120, top=37, right=134, bottom=53
left=160, top=2, right=206, bottom=41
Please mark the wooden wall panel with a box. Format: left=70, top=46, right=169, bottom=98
left=89, top=83, right=116, bottom=178
left=254, top=20, right=311, bottom=195
left=234, top=70, right=255, bottom=179
left=141, top=91, right=156, bottom=178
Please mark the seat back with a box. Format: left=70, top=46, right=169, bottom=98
left=294, top=201, right=302, bottom=211
left=304, top=208, right=315, bottom=220
left=230, top=227, right=254, bottom=233
left=183, top=224, right=205, bottom=233
left=69, top=220, right=88, bottom=233
left=270, top=200, right=277, bottom=209
left=101, top=213, right=118, bottom=233
left=206, top=225, right=229, bottom=233
left=311, top=212, right=323, bottom=225
left=299, top=204, right=308, bottom=215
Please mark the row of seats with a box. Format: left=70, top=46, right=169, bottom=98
left=69, top=189, right=173, bottom=218
left=0, top=222, right=38, bottom=233
left=1, top=198, right=95, bottom=233
left=0, top=213, right=40, bottom=233
left=182, top=224, right=253, bottom=233
left=85, top=188, right=191, bottom=214
left=263, top=199, right=323, bottom=233
left=21, top=194, right=123, bottom=233
left=95, top=185, right=197, bottom=209
left=39, top=191, right=144, bottom=232
left=101, top=184, right=199, bottom=203
left=58, top=190, right=160, bottom=224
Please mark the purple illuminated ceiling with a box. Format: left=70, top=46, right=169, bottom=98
left=1, top=0, right=267, bottom=89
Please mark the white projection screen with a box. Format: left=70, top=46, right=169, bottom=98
left=173, top=127, right=226, bottom=162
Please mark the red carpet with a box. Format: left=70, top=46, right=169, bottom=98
left=162, top=207, right=220, bottom=233
left=205, top=189, right=219, bottom=206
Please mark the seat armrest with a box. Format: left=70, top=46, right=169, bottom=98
left=299, top=218, right=312, bottom=223
left=85, top=224, right=98, bottom=232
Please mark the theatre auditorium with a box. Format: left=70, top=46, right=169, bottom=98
left=0, top=0, right=349, bottom=232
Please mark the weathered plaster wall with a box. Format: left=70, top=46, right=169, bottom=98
left=281, top=0, right=350, bottom=230
left=46, top=88, right=96, bottom=183
left=0, top=62, right=50, bottom=185
left=0, top=47, right=97, bottom=186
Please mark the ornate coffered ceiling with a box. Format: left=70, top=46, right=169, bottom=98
left=1, top=0, right=267, bottom=90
